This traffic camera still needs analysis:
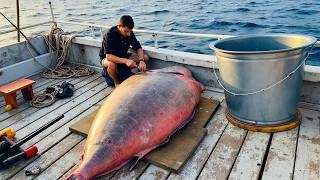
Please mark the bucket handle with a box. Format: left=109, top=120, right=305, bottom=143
left=212, top=45, right=315, bottom=96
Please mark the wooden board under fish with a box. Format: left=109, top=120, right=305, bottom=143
left=69, top=97, right=220, bottom=173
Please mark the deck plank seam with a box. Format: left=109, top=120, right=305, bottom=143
left=257, top=133, right=274, bottom=180
left=0, top=77, right=59, bottom=114
left=32, top=137, right=86, bottom=180
left=28, top=88, right=113, bottom=179
left=6, top=86, right=110, bottom=179
left=30, top=98, right=110, bottom=179
left=10, top=76, right=104, bottom=132
left=0, top=77, right=72, bottom=118
left=0, top=74, right=43, bottom=104
left=195, top=121, right=231, bottom=180
left=14, top=81, right=107, bottom=144
left=291, top=121, right=302, bottom=180
left=226, top=129, right=249, bottom=179
left=0, top=78, right=53, bottom=107
left=0, top=74, right=96, bottom=122
left=0, top=90, right=109, bottom=179
left=24, top=86, right=110, bottom=146
left=22, top=91, right=106, bottom=149
left=136, top=163, right=151, bottom=180
left=0, top=79, right=55, bottom=111
left=57, top=164, right=77, bottom=180
left=33, top=138, right=87, bottom=180
left=6, top=132, right=78, bottom=179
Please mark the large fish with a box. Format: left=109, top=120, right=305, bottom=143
left=68, top=66, right=204, bottom=179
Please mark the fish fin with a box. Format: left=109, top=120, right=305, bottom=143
left=148, top=66, right=192, bottom=77
left=176, top=110, right=196, bottom=131
left=159, top=137, right=170, bottom=147
left=128, top=157, right=140, bottom=171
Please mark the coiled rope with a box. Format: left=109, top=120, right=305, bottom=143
left=30, top=87, right=59, bottom=108
left=40, top=24, right=95, bottom=78
left=29, top=23, right=95, bottom=107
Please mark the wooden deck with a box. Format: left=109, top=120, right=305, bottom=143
left=0, top=73, right=319, bottom=180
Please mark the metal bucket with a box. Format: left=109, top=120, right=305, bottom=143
left=209, top=34, right=316, bottom=127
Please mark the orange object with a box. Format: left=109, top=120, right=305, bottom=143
left=0, top=78, right=35, bottom=108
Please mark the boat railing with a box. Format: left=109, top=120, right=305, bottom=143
left=1, top=20, right=319, bottom=49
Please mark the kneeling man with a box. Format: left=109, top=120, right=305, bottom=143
left=99, top=15, right=149, bottom=87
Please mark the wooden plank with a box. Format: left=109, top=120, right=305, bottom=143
left=69, top=97, right=219, bottom=173
left=262, top=128, right=298, bottom=180
left=0, top=74, right=97, bottom=122
left=0, top=74, right=102, bottom=130
left=10, top=134, right=84, bottom=180
left=21, top=86, right=112, bottom=149
left=109, top=160, right=149, bottom=180
left=299, top=101, right=320, bottom=112
left=293, top=108, right=320, bottom=180
left=58, top=164, right=79, bottom=180
left=166, top=106, right=228, bottom=180
left=189, top=97, right=220, bottom=128
left=228, top=131, right=271, bottom=180
left=0, top=76, right=83, bottom=122
left=145, top=128, right=207, bottom=173
left=197, top=123, right=247, bottom=180
left=69, top=110, right=97, bottom=136
left=138, top=165, right=170, bottom=180
left=33, top=140, right=86, bottom=180
left=201, top=88, right=225, bottom=102
left=15, top=82, right=107, bottom=144
left=0, top=87, right=110, bottom=179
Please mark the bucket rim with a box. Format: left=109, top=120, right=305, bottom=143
left=209, top=34, right=317, bottom=54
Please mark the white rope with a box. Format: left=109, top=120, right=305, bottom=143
left=212, top=45, right=315, bottom=96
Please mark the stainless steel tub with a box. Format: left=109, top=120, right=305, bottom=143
left=210, top=34, right=316, bottom=126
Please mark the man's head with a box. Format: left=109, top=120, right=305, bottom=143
left=118, top=15, right=134, bottom=38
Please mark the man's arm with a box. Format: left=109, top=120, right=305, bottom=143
left=106, top=54, right=136, bottom=68
left=136, top=48, right=145, bottom=61
left=106, top=54, right=127, bottom=64
left=136, top=48, right=147, bottom=72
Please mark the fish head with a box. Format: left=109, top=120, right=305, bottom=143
left=68, top=140, right=131, bottom=179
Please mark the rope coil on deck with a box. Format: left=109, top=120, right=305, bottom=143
left=25, top=23, right=95, bottom=79
left=30, top=81, right=75, bottom=108
left=30, top=86, right=60, bottom=108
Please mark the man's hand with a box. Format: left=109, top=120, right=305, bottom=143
left=138, top=61, right=147, bottom=73
left=125, top=59, right=137, bottom=68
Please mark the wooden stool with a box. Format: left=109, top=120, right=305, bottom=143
left=0, top=78, right=36, bottom=108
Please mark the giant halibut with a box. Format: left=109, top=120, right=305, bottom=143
left=68, top=66, right=204, bottom=179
